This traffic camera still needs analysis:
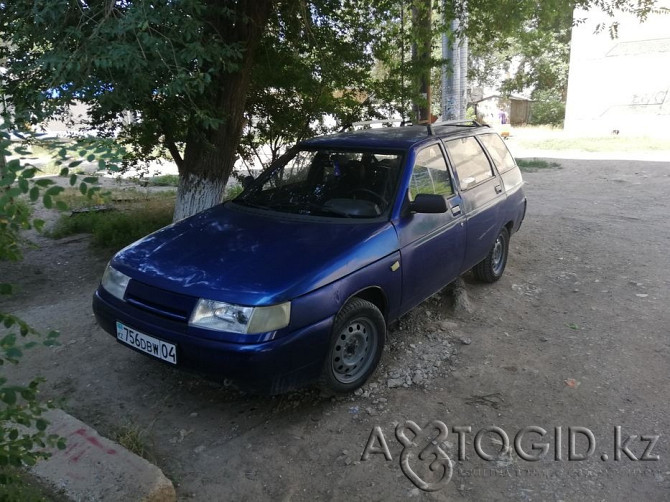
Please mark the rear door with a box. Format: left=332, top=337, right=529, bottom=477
left=394, top=143, right=466, bottom=314
left=443, top=135, right=505, bottom=271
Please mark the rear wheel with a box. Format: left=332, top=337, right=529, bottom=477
left=473, top=227, right=509, bottom=283
left=320, top=298, right=385, bottom=393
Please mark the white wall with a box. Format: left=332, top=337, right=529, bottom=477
left=564, top=5, right=670, bottom=137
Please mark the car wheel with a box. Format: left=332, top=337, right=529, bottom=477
left=473, top=227, right=509, bottom=283
left=320, top=298, right=385, bottom=394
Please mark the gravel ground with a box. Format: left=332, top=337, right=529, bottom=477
left=3, top=156, right=670, bottom=501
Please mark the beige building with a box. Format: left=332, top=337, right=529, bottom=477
left=564, top=5, right=670, bottom=137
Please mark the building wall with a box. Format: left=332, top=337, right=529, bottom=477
left=564, top=5, right=670, bottom=137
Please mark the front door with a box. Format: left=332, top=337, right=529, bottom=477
left=394, top=143, right=466, bottom=314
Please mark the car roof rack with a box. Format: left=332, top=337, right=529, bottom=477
left=350, top=119, right=409, bottom=128
left=426, top=119, right=488, bottom=135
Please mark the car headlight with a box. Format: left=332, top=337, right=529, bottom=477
left=101, top=263, right=131, bottom=301
left=189, top=299, right=291, bottom=334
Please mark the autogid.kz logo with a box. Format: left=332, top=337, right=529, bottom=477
left=360, top=421, right=661, bottom=492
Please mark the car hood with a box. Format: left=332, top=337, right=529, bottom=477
left=111, top=203, right=398, bottom=305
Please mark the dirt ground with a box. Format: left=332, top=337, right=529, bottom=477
left=3, top=157, right=670, bottom=501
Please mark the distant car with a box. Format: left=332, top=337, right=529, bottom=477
left=93, top=121, right=526, bottom=394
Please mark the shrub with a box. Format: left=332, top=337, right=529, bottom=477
left=529, top=90, right=566, bottom=127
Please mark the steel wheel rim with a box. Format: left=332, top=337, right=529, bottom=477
left=331, top=317, right=377, bottom=384
left=492, top=235, right=505, bottom=275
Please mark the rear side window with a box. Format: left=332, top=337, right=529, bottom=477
left=409, top=145, right=454, bottom=200
left=479, top=133, right=516, bottom=173
left=445, top=137, right=494, bottom=187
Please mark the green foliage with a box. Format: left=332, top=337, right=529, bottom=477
left=146, top=174, right=179, bottom=187
left=0, top=127, right=119, bottom=488
left=49, top=197, right=174, bottom=250
left=239, top=2, right=399, bottom=168
left=529, top=90, right=566, bottom=126
left=515, top=158, right=561, bottom=171
left=224, top=184, right=244, bottom=201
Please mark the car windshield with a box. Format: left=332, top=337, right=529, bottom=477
left=235, top=148, right=403, bottom=218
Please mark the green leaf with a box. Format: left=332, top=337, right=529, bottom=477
left=36, top=419, right=48, bottom=431
left=80, top=182, right=88, bottom=195
left=68, top=160, right=83, bottom=168
left=56, top=200, right=68, bottom=211
left=29, top=186, right=40, bottom=201
left=1, top=389, right=17, bottom=405
left=70, top=174, right=77, bottom=186
left=18, top=178, right=29, bottom=193
left=82, top=176, right=98, bottom=184
left=33, top=219, right=45, bottom=232
left=0, top=283, right=13, bottom=295
left=45, top=185, right=64, bottom=197
left=43, top=194, right=53, bottom=208
left=98, top=159, right=106, bottom=169
left=60, top=167, right=69, bottom=176
left=34, top=179, right=55, bottom=187
left=87, top=154, right=95, bottom=162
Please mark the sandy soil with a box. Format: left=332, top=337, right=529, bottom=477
left=3, top=157, right=670, bottom=501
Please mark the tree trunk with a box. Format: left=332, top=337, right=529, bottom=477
left=173, top=0, right=273, bottom=221
left=173, top=172, right=227, bottom=221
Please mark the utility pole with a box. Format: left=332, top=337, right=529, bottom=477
left=412, top=0, right=432, bottom=124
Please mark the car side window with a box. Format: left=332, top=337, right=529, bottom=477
left=445, top=136, right=494, bottom=188
left=408, top=145, right=454, bottom=201
left=478, top=133, right=516, bottom=173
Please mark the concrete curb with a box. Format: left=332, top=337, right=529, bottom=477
left=30, top=409, right=176, bottom=502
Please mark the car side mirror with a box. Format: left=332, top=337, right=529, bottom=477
left=460, top=176, right=476, bottom=191
left=409, top=193, right=447, bottom=214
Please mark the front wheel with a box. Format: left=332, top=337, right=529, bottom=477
left=473, top=227, right=510, bottom=283
left=320, top=298, right=385, bottom=394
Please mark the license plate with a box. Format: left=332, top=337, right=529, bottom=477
left=116, top=321, right=177, bottom=365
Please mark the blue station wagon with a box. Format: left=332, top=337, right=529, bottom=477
left=93, top=121, right=526, bottom=394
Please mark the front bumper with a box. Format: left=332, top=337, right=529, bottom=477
left=92, top=288, right=333, bottom=393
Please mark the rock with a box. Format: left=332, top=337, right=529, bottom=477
left=30, top=409, right=176, bottom=502
left=387, top=378, right=405, bottom=388
left=460, top=337, right=472, bottom=345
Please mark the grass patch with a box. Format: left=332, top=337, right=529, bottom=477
left=516, top=135, right=670, bottom=152
left=146, top=174, right=179, bottom=187
left=516, top=158, right=561, bottom=171
left=48, top=190, right=174, bottom=249
left=224, top=183, right=244, bottom=200
left=113, top=425, right=152, bottom=462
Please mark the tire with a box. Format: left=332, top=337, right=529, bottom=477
left=472, top=227, right=509, bottom=283
left=320, top=298, right=385, bottom=394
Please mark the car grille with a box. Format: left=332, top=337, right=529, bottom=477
left=124, top=280, right=198, bottom=323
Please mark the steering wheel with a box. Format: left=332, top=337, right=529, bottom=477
left=350, top=188, right=387, bottom=207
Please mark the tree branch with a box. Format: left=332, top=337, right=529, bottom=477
left=164, top=136, right=184, bottom=171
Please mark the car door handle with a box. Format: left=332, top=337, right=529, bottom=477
left=451, top=205, right=461, bottom=216
left=495, top=184, right=503, bottom=194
